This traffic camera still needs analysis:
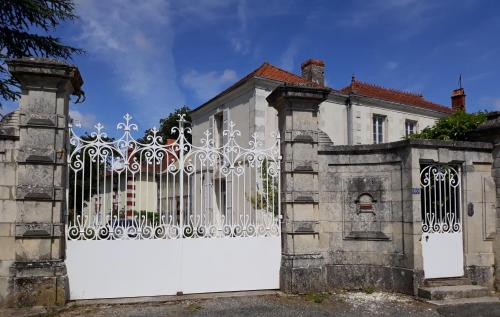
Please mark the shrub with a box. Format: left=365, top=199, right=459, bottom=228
left=409, top=111, right=487, bottom=141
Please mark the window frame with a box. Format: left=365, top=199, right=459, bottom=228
left=372, top=114, right=386, bottom=144
left=405, top=119, right=417, bottom=138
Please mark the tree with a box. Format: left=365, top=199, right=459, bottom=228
left=0, top=0, right=83, bottom=107
left=409, top=111, right=487, bottom=141
left=140, top=106, right=192, bottom=144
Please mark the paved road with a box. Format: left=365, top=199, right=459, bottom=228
left=3, top=292, right=500, bottom=317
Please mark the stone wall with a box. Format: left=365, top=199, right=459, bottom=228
left=0, top=58, right=82, bottom=307
left=469, top=111, right=500, bottom=290
left=268, top=84, right=496, bottom=295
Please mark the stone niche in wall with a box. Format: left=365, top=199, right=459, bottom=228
left=343, top=176, right=390, bottom=240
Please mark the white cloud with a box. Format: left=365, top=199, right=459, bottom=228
left=279, top=37, right=304, bottom=72
left=228, top=0, right=250, bottom=54
left=75, top=0, right=185, bottom=126
left=385, top=61, right=399, bottom=70
left=69, top=109, right=97, bottom=129
left=182, top=69, right=237, bottom=101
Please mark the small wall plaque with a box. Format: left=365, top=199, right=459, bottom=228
left=412, top=188, right=421, bottom=194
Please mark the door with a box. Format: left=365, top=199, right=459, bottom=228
left=420, top=164, right=464, bottom=279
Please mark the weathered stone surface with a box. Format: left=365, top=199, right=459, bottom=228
left=326, top=264, right=414, bottom=294
left=418, top=285, right=490, bottom=300
left=268, top=83, right=497, bottom=297
left=0, top=58, right=80, bottom=308
left=8, top=261, right=68, bottom=307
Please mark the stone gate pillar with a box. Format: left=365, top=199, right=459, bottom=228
left=267, top=84, right=329, bottom=292
left=0, top=58, right=83, bottom=307
left=470, top=112, right=500, bottom=290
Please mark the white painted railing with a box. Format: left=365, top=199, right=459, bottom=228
left=420, top=164, right=461, bottom=234
left=66, top=114, right=281, bottom=240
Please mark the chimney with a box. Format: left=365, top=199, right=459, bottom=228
left=451, top=87, right=466, bottom=112
left=301, top=59, right=325, bottom=86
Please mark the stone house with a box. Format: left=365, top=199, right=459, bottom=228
left=190, top=59, right=457, bottom=150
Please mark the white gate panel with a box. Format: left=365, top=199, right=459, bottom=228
left=66, top=240, right=181, bottom=299
left=421, top=232, right=463, bottom=279
left=420, top=164, right=464, bottom=279
left=180, top=237, right=281, bottom=294
left=66, top=237, right=280, bottom=300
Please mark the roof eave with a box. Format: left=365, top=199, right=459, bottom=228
left=348, top=93, right=452, bottom=116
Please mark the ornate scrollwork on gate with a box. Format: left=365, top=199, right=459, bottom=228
left=66, top=114, right=281, bottom=240
left=420, top=164, right=461, bottom=234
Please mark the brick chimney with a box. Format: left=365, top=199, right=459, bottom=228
left=451, top=87, right=466, bottom=112
left=301, top=59, right=325, bottom=86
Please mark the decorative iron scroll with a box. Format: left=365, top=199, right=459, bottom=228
left=66, top=114, right=281, bottom=240
left=420, top=164, right=461, bottom=234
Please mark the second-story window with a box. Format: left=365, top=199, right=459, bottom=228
left=373, top=115, right=385, bottom=144
left=405, top=120, right=417, bottom=137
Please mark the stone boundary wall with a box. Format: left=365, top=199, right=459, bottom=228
left=319, top=139, right=494, bottom=294
left=268, top=84, right=496, bottom=295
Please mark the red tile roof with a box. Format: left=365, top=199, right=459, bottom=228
left=340, top=78, right=452, bottom=113
left=191, top=63, right=318, bottom=112
left=254, top=62, right=314, bottom=84
left=192, top=62, right=452, bottom=114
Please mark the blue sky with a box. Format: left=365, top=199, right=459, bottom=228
left=3, top=0, right=500, bottom=135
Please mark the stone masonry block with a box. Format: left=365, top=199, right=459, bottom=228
left=17, top=164, right=54, bottom=188
left=0, top=261, right=14, bottom=277
left=0, top=200, right=17, bottom=222
left=0, top=224, right=12, bottom=237
left=0, top=163, right=16, bottom=186
left=16, top=201, right=55, bottom=223
left=292, top=173, right=317, bottom=192
left=15, top=239, right=52, bottom=261
left=0, top=237, right=16, bottom=261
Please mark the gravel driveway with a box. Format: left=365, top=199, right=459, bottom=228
left=4, top=291, right=500, bottom=317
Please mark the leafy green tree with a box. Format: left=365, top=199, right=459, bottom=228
left=409, top=111, right=487, bottom=141
left=0, top=0, right=83, bottom=107
left=140, top=106, right=192, bottom=144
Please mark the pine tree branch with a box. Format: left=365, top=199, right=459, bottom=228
left=0, top=0, right=77, bottom=32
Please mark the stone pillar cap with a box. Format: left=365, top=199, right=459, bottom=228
left=266, top=83, right=330, bottom=107
left=6, top=57, right=84, bottom=98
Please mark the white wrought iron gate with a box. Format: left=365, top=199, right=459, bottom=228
left=420, top=164, right=464, bottom=279
left=65, top=114, right=281, bottom=299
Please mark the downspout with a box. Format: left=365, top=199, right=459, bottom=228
left=346, top=95, right=353, bottom=145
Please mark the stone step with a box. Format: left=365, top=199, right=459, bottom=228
left=423, top=277, right=472, bottom=287
left=428, top=296, right=500, bottom=306
left=418, top=285, right=491, bottom=300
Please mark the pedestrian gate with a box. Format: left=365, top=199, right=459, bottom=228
left=420, top=164, right=464, bottom=279
left=65, top=114, right=281, bottom=299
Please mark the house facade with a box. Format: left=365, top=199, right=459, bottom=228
left=190, top=59, right=459, bottom=149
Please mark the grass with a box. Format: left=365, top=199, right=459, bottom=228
left=187, top=302, right=202, bottom=312
left=304, top=292, right=330, bottom=304
left=363, top=286, right=376, bottom=294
